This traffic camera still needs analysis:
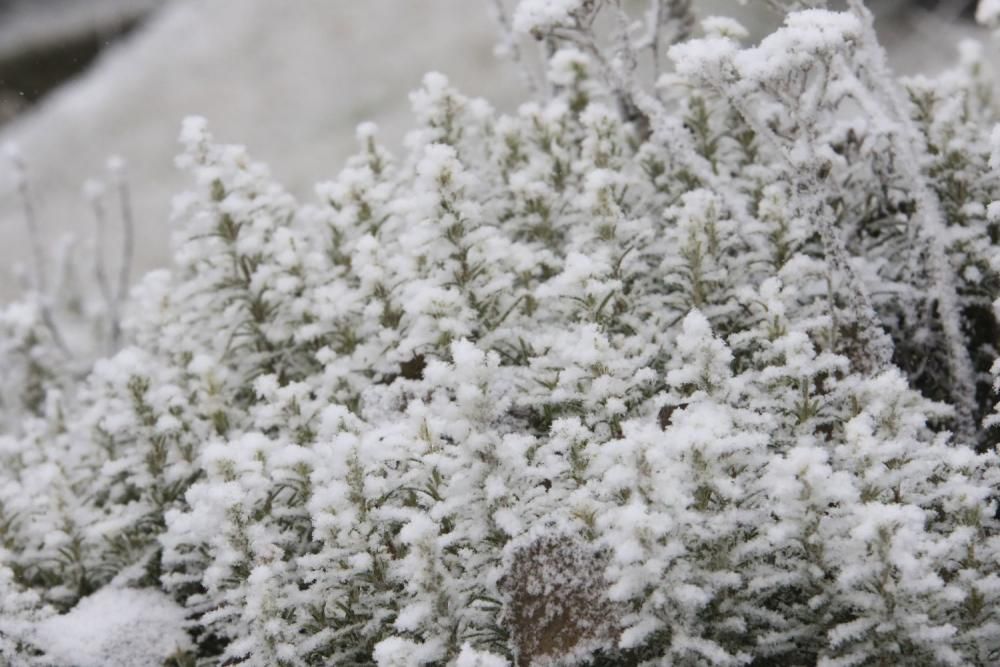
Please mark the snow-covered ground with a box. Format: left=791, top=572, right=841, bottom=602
left=0, top=0, right=992, bottom=301
left=32, top=587, right=192, bottom=667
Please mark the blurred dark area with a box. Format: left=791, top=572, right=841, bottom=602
left=0, top=0, right=160, bottom=124
left=878, top=0, right=979, bottom=18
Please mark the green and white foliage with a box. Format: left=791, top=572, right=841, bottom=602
left=2, top=1, right=1000, bottom=665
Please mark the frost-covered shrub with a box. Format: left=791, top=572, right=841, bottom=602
left=3, top=1, right=1000, bottom=665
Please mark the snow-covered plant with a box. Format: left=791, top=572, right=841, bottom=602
left=0, top=149, right=135, bottom=436
left=2, top=1, right=1000, bottom=665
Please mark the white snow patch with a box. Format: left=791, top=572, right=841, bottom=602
left=512, top=0, right=584, bottom=35
left=456, top=643, right=510, bottom=667
left=33, top=587, right=192, bottom=667
left=977, top=0, right=1000, bottom=26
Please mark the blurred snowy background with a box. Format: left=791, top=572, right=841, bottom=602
left=0, top=0, right=992, bottom=300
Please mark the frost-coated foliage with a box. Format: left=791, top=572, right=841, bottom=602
left=3, top=1, right=1000, bottom=665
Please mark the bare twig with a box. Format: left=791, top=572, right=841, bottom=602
left=708, top=83, right=895, bottom=373
left=760, top=0, right=828, bottom=13
left=848, top=0, right=978, bottom=439
left=108, top=157, right=134, bottom=309
left=488, top=0, right=542, bottom=96
left=633, top=5, right=892, bottom=372
left=6, top=146, right=71, bottom=356
left=649, top=0, right=665, bottom=82
left=648, top=0, right=694, bottom=82
left=85, top=179, right=121, bottom=352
